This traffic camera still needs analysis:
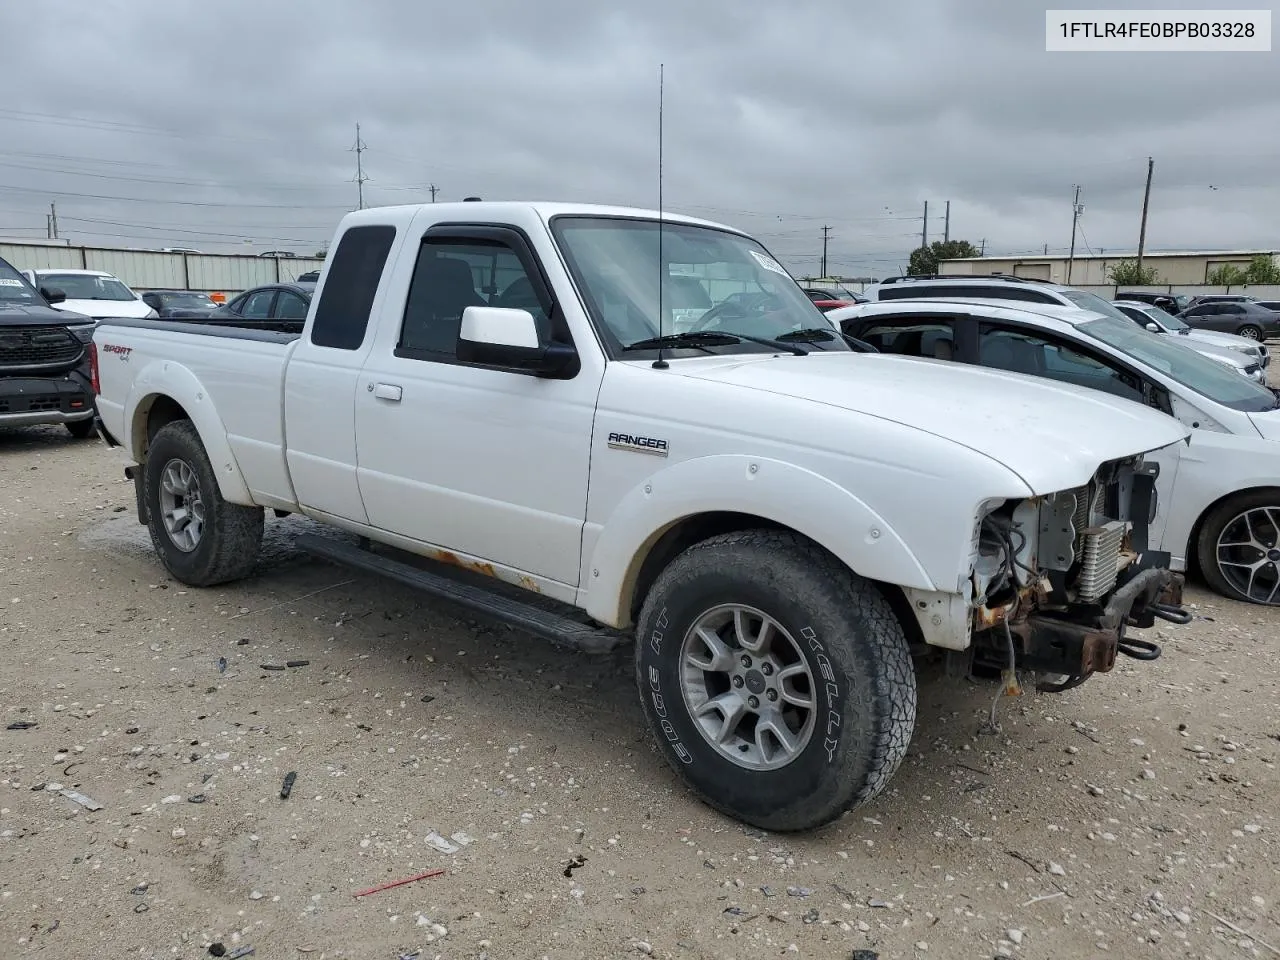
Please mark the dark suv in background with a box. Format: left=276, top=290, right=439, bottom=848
left=0, top=255, right=98, bottom=438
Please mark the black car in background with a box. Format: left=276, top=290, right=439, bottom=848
left=139, top=289, right=218, bottom=319
left=0, top=255, right=98, bottom=438
left=202, top=282, right=314, bottom=331
left=1178, top=299, right=1280, bottom=340
left=1114, top=290, right=1192, bottom=314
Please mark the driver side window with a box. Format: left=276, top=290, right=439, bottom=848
left=396, top=238, right=554, bottom=363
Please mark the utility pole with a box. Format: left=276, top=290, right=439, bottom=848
left=47, top=202, right=58, bottom=239
left=350, top=123, right=369, bottom=210
left=1066, top=185, right=1082, bottom=284
left=1136, top=157, right=1154, bottom=274
left=820, top=225, right=832, bottom=277
left=428, top=184, right=439, bottom=203
left=1044, top=243, right=1049, bottom=255
left=921, top=201, right=929, bottom=252
left=979, top=238, right=986, bottom=256
left=943, top=200, right=951, bottom=243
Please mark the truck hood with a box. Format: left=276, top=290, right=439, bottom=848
left=671, top=353, right=1191, bottom=494
left=54, top=298, right=152, bottom=321
left=0, top=301, right=94, bottom=326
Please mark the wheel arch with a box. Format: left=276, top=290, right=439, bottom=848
left=619, top=511, right=927, bottom=650
left=124, top=363, right=253, bottom=506
left=1186, top=483, right=1280, bottom=578
left=582, top=456, right=937, bottom=629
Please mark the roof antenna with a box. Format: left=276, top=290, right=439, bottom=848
left=652, top=63, right=669, bottom=370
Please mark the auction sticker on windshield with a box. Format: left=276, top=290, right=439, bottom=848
left=0, top=279, right=23, bottom=286
left=749, top=250, right=790, bottom=276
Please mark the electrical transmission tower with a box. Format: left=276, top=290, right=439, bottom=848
left=350, top=123, right=370, bottom=209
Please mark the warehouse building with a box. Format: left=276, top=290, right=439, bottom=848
left=938, top=249, right=1279, bottom=286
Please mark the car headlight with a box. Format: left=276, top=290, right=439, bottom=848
left=145, top=307, right=159, bottom=319
left=67, top=324, right=96, bottom=344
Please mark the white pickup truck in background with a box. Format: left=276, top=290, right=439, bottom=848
left=91, top=201, right=1190, bottom=831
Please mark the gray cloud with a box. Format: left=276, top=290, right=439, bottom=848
left=1, top=0, right=1276, bottom=277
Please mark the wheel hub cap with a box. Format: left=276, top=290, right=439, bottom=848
left=678, top=604, right=817, bottom=771
left=1216, top=506, right=1280, bottom=604
left=158, top=458, right=205, bottom=553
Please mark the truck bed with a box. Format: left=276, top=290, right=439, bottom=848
left=95, top=316, right=304, bottom=343
left=93, top=316, right=302, bottom=511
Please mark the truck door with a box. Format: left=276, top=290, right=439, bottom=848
left=353, top=218, right=603, bottom=588
left=284, top=223, right=400, bottom=524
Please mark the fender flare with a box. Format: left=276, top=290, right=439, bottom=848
left=582, top=454, right=936, bottom=627
left=125, top=359, right=254, bottom=506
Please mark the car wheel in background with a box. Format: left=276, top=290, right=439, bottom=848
left=1196, top=490, right=1280, bottom=605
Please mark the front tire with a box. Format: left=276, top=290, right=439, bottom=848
left=65, top=418, right=96, bottom=439
left=143, top=420, right=264, bottom=587
left=635, top=529, right=917, bottom=832
left=1196, top=490, right=1280, bottom=605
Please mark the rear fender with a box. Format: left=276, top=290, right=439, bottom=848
left=582, top=454, right=936, bottom=627
left=125, top=360, right=253, bottom=506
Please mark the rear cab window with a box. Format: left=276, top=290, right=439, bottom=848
left=310, top=224, right=397, bottom=350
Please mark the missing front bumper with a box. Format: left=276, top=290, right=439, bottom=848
left=1012, top=568, right=1186, bottom=678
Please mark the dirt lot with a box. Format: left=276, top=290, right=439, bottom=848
left=1, top=427, right=1278, bottom=960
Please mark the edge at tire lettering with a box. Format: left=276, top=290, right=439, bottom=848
left=802, top=626, right=843, bottom=764
left=646, top=628, right=692, bottom=763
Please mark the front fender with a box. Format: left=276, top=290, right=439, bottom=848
left=125, top=360, right=254, bottom=506
left=582, top=454, right=936, bottom=627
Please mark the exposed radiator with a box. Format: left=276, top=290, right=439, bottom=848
left=1077, top=520, right=1127, bottom=602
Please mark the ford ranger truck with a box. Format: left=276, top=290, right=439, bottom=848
left=91, top=201, right=1190, bottom=831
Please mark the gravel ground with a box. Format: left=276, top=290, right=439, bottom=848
left=2, top=426, right=1278, bottom=960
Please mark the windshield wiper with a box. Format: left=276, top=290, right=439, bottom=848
left=622, top=330, right=807, bottom=356
left=777, top=327, right=880, bottom=353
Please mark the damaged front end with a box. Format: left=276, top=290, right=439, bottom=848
left=908, top=453, right=1189, bottom=692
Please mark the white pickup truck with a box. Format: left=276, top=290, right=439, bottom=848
left=91, top=201, right=1190, bottom=831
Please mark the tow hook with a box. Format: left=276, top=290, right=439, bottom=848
left=1117, top=636, right=1162, bottom=661
left=1149, top=602, right=1192, bottom=625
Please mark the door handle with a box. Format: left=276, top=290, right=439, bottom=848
left=371, top=382, right=403, bottom=402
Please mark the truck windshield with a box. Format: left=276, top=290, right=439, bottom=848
left=551, top=216, right=848, bottom=356
left=0, top=259, right=42, bottom=304
left=39, top=273, right=136, bottom=301
left=1080, top=316, right=1277, bottom=412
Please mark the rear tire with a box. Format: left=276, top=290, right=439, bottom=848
left=635, top=529, right=917, bottom=832
left=1238, top=324, right=1262, bottom=340
left=1196, top=490, right=1280, bottom=605
left=65, top=418, right=96, bottom=439
left=143, top=420, right=263, bottom=587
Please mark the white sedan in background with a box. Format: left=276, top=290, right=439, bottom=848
left=1112, top=299, right=1269, bottom=381
left=20, top=268, right=156, bottom=321
left=830, top=297, right=1280, bottom=606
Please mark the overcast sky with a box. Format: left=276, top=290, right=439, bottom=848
left=1, top=0, right=1277, bottom=278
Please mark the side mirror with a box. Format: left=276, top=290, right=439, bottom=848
left=41, top=286, right=67, bottom=305
left=1145, top=322, right=1160, bottom=333
left=456, top=306, right=577, bottom=377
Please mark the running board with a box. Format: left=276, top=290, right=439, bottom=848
left=295, top=534, right=627, bottom=654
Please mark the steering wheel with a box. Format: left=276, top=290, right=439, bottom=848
left=688, top=293, right=787, bottom=333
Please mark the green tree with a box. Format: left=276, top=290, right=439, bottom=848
left=1207, top=264, right=1246, bottom=286
left=908, top=239, right=980, bottom=276
left=1243, top=254, right=1280, bottom=285
left=1107, top=259, right=1161, bottom=285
